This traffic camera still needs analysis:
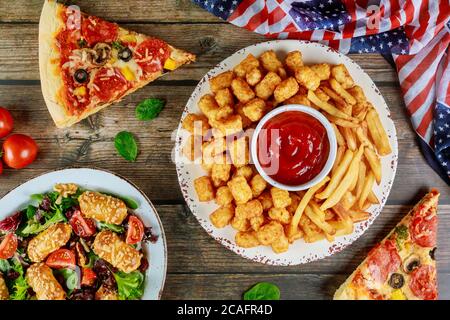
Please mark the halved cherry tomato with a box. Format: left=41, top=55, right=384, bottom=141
left=0, top=107, right=14, bottom=139
left=126, top=215, right=144, bottom=245
left=0, top=233, right=18, bottom=259
left=46, top=249, right=76, bottom=269
left=2, top=134, right=38, bottom=169
left=0, top=160, right=3, bottom=175
left=81, top=267, right=97, bottom=287
left=69, top=210, right=96, bottom=238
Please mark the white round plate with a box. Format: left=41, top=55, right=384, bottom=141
left=175, top=40, right=398, bottom=266
left=0, top=168, right=167, bottom=299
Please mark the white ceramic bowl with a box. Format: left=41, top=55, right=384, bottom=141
left=0, top=168, right=167, bottom=300
left=251, top=104, right=337, bottom=191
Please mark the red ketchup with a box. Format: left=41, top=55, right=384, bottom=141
left=257, top=111, right=330, bottom=186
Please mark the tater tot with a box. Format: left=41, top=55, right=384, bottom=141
left=274, top=77, right=299, bottom=103
left=202, top=137, right=226, bottom=167
left=236, top=102, right=253, bottom=128
left=246, top=68, right=263, bottom=86
left=331, top=64, right=354, bottom=89
left=250, top=215, right=265, bottom=231
left=227, top=176, right=253, bottom=204
left=250, top=174, right=267, bottom=198
left=255, top=72, right=282, bottom=100
left=215, top=186, right=234, bottom=206
left=182, top=113, right=210, bottom=136
left=234, top=54, right=260, bottom=78
left=295, top=66, right=321, bottom=91
left=278, top=67, right=288, bottom=80
left=231, top=216, right=250, bottom=231
left=270, top=187, right=292, bottom=208
left=259, top=50, right=283, bottom=72
left=285, top=224, right=303, bottom=243
left=194, top=176, right=215, bottom=202
left=285, top=50, right=303, bottom=72
left=310, top=63, right=331, bottom=80
left=235, top=231, right=260, bottom=248
left=215, top=88, right=234, bottom=108
left=271, top=233, right=289, bottom=253
left=268, top=207, right=291, bottom=224
left=211, top=158, right=231, bottom=187
left=231, top=78, right=255, bottom=103
left=258, top=191, right=273, bottom=211
left=284, top=93, right=311, bottom=106
left=210, top=71, right=234, bottom=92
left=229, top=137, right=249, bottom=168
left=234, top=165, right=254, bottom=181
left=198, top=94, right=220, bottom=120
left=212, top=114, right=243, bottom=136
left=286, top=193, right=301, bottom=215
left=210, top=205, right=235, bottom=228
left=182, top=135, right=202, bottom=161
left=235, top=199, right=263, bottom=220
left=242, top=98, right=266, bottom=122
left=256, top=221, right=284, bottom=245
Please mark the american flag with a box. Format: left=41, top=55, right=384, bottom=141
left=193, top=0, right=450, bottom=184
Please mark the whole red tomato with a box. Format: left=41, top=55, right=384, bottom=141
left=0, top=107, right=14, bottom=138
left=2, top=134, right=38, bottom=169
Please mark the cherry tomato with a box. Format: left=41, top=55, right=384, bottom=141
left=46, top=249, right=76, bottom=269
left=126, top=215, right=144, bottom=245
left=81, top=267, right=97, bottom=287
left=2, top=134, right=38, bottom=169
left=69, top=210, right=96, bottom=238
left=0, top=233, right=18, bottom=259
left=0, top=107, right=14, bottom=139
left=0, top=160, right=3, bottom=175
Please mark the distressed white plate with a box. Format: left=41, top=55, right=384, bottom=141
left=175, top=40, right=398, bottom=266
left=0, top=168, right=167, bottom=299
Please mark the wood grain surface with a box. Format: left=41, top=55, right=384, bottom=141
left=0, top=0, right=448, bottom=300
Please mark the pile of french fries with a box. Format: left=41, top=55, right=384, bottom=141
left=182, top=49, right=392, bottom=254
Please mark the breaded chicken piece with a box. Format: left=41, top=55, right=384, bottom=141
left=92, top=231, right=142, bottom=273
left=0, top=275, right=9, bottom=300
left=26, top=263, right=66, bottom=300
left=27, top=223, right=72, bottom=262
left=79, top=191, right=128, bottom=225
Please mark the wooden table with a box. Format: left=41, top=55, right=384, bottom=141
left=0, top=0, right=449, bottom=300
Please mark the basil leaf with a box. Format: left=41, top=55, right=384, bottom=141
left=114, top=131, right=138, bottom=162
left=243, top=282, right=280, bottom=300
left=135, top=98, right=165, bottom=121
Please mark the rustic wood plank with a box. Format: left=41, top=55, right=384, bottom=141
left=0, top=0, right=221, bottom=23
left=162, top=273, right=450, bottom=299
left=0, top=84, right=448, bottom=203
left=155, top=205, right=450, bottom=274
left=0, top=24, right=398, bottom=82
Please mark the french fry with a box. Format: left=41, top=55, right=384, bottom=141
left=326, top=114, right=359, bottom=128
left=364, top=147, right=382, bottom=184
left=307, top=90, right=354, bottom=120
left=342, top=127, right=357, bottom=151
left=348, top=159, right=359, bottom=192
left=290, top=176, right=330, bottom=233
left=341, top=191, right=357, bottom=210
left=316, top=149, right=353, bottom=199
left=324, top=210, right=335, bottom=220
left=321, top=86, right=347, bottom=109
left=368, top=190, right=379, bottom=204
left=355, top=125, right=375, bottom=150
left=366, top=109, right=392, bottom=156
left=361, top=201, right=371, bottom=211
left=332, top=146, right=345, bottom=176
left=328, top=217, right=354, bottom=236
left=331, top=202, right=350, bottom=220
left=305, top=205, right=335, bottom=239
left=332, top=123, right=346, bottom=146
left=359, top=171, right=374, bottom=209
left=349, top=210, right=370, bottom=222
left=355, top=162, right=366, bottom=199
left=329, top=78, right=356, bottom=105
left=320, top=145, right=364, bottom=210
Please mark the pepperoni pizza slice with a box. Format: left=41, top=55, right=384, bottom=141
left=334, top=190, right=439, bottom=300
left=39, top=0, right=195, bottom=128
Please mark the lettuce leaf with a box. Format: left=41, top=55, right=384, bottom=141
left=113, top=271, right=145, bottom=300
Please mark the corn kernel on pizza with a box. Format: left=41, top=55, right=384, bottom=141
left=181, top=49, right=393, bottom=254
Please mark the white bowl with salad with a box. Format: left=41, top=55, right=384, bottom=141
left=0, top=168, right=166, bottom=300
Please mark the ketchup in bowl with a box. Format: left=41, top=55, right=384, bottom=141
left=256, top=111, right=330, bottom=186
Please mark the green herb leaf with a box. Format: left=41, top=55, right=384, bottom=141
left=17, top=209, right=66, bottom=237
left=114, top=131, right=138, bottom=162
left=243, top=282, right=280, bottom=300
left=25, top=205, right=37, bottom=220
left=135, top=98, right=166, bottom=121
left=113, top=271, right=145, bottom=300
left=54, top=268, right=79, bottom=295
left=98, top=221, right=125, bottom=233
left=30, top=193, right=44, bottom=203
left=112, top=41, right=124, bottom=50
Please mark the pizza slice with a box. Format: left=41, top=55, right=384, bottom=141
left=39, top=0, right=195, bottom=128
left=334, top=189, right=439, bottom=300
